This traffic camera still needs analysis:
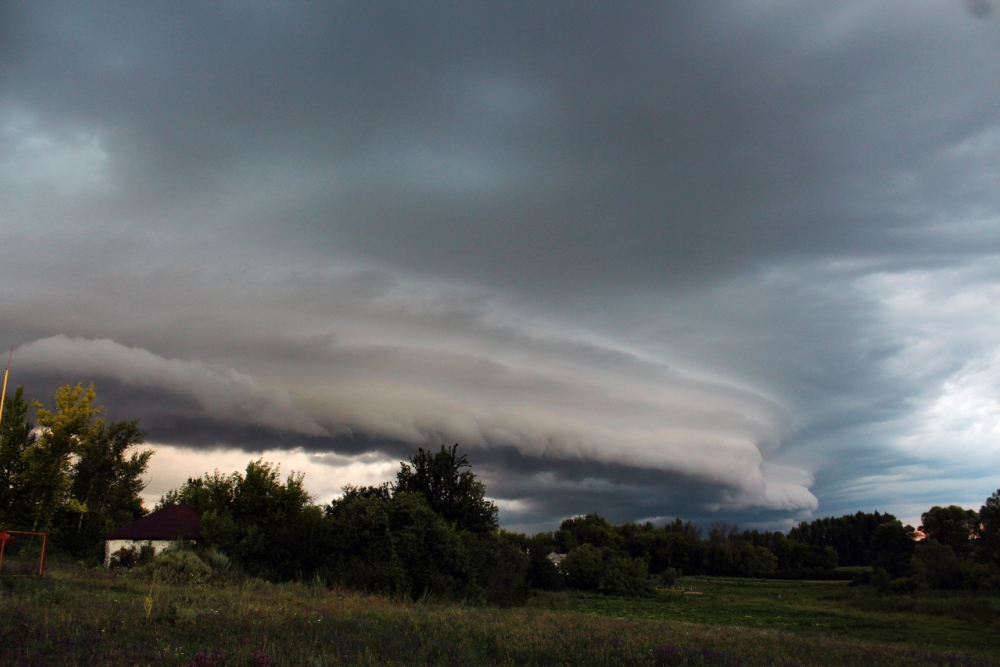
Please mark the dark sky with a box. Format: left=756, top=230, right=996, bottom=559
left=2, top=1, right=998, bottom=532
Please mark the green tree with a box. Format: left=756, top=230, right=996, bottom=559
left=165, top=459, right=325, bottom=579
left=323, top=486, right=407, bottom=594
left=325, top=487, right=471, bottom=600
left=788, top=510, right=898, bottom=567
left=517, top=531, right=565, bottom=590
left=461, top=530, right=531, bottom=606
left=563, top=543, right=604, bottom=590
left=55, top=419, right=152, bottom=559
left=871, top=520, right=916, bottom=578
left=23, top=384, right=104, bottom=531
left=394, top=444, right=498, bottom=534
left=737, top=544, right=779, bottom=578
left=920, top=505, right=979, bottom=557
left=0, top=387, right=35, bottom=529
left=913, top=540, right=965, bottom=590
left=557, top=513, right=622, bottom=552
left=562, top=543, right=649, bottom=596
left=978, top=489, right=1000, bottom=566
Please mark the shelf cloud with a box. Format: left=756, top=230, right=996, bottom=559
left=2, top=0, right=998, bottom=531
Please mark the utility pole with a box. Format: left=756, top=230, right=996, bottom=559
left=0, top=345, right=12, bottom=436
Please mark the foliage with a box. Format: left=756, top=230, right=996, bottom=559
left=161, top=459, right=327, bottom=580
left=788, top=510, right=899, bottom=567
left=557, top=513, right=622, bottom=552
left=871, top=520, right=916, bottom=578
left=394, top=443, right=498, bottom=534
left=737, top=544, right=778, bottom=578
left=21, top=383, right=104, bottom=531
left=563, top=543, right=650, bottom=596
left=324, top=485, right=528, bottom=604
left=517, top=531, right=565, bottom=591
left=461, top=530, right=531, bottom=606
left=920, top=505, right=979, bottom=557
left=0, top=386, right=35, bottom=529
left=108, top=543, right=156, bottom=569
left=979, top=489, right=1000, bottom=566
left=54, top=419, right=152, bottom=560
left=0, top=384, right=151, bottom=564
left=140, top=548, right=213, bottom=584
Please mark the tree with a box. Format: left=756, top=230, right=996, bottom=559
left=788, top=510, right=897, bottom=566
left=55, top=419, right=152, bottom=559
left=22, top=384, right=104, bottom=531
left=913, top=540, right=965, bottom=590
left=920, top=505, right=979, bottom=557
left=0, top=387, right=35, bottom=529
left=978, top=489, right=1000, bottom=566
left=0, top=383, right=152, bottom=559
left=164, top=459, right=326, bottom=579
left=556, top=513, right=621, bottom=552
left=562, top=543, right=649, bottom=596
left=394, top=444, right=498, bottom=534
left=461, top=530, right=531, bottom=606
left=871, top=520, right=916, bottom=578
left=738, top=544, right=779, bottom=578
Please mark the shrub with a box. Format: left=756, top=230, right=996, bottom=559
left=872, top=567, right=892, bottom=594
left=889, top=577, right=918, bottom=595
left=207, top=549, right=232, bottom=572
left=108, top=543, right=156, bottom=569
left=141, top=549, right=213, bottom=584
left=657, top=567, right=678, bottom=587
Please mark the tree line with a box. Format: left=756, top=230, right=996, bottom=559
left=2, top=383, right=999, bottom=601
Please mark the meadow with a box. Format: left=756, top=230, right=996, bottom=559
left=2, top=565, right=999, bottom=666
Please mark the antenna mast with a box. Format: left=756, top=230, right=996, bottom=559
left=0, top=345, right=12, bottom=436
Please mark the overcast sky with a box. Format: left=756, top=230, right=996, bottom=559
left=2, top=1, right=999, bottom=533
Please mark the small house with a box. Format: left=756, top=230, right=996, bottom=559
left=103, top=503, right=202, bottom=567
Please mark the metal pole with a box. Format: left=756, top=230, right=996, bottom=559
left=39, top=534, right=47, bottom=576
left=0, top=345, right=12, bottom=437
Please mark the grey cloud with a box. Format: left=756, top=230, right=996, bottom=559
left=1, top=1, right=999, bottom=529
left=17, top=336, right=326, bottom=436
left=4, top=2, right=996, bottom=292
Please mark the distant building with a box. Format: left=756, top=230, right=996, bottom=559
left=103, top=503, right=202, bottom=568
left=546, top=551, right=566, bottom=568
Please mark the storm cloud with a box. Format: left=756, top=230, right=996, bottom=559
left=1, top=1, right=998, bottom=531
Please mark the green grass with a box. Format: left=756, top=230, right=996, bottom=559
left=2, top=566, right=999, bottom=666
left=551, top=577, right=1000, bottom=656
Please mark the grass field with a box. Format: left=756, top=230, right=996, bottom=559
left=534, top=577, right=1000, bottom=655
left=2, top=565, right=999, bottom=666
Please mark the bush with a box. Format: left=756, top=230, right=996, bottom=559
left=141, top=549, right=212, bottom=584
left=656, top=567, right=678, bottom=587
left=872, top=567, right=892, bottom=594
left=889, top=577, right=919, bottom=595
left=913, top=541, right=964, bottom=590
left=207, top=549, right=232, bottom=572
left=108, top=543, right=156, bottom=569
left=562, top=544, right=650, bottom=596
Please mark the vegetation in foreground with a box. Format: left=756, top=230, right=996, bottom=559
left=2, top=564, right=999, bottom=667
left=537, top=577, right=1000, bottom=655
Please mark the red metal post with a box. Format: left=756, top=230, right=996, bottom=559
left=39, top=533, right=47, bottom=576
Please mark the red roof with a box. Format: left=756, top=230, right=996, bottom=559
left=104, top=503, right=202, bottom=541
